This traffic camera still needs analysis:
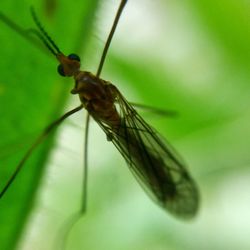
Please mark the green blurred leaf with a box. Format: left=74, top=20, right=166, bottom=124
left=0, top=0, right=99, bottom=249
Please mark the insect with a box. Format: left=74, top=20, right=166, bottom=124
left=0, top=0, right=199, bottom=220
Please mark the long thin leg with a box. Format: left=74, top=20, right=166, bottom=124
left=130, top=102, right=178, bottom=117
left=96, top=0, right=127, bottom=77
left=81, top=113, right=90, bottom=214
left=56, top=114, right=90, bottom=250
left=0, top=105, right=83, bottom=199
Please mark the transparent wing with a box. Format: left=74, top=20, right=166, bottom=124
left=93, top=85, right=199, bottom=219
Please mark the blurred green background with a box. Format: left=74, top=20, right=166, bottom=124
left=0, top=0, right=249, bottom=250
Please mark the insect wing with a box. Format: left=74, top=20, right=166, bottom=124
left=95, top=86, right=199, bottom=218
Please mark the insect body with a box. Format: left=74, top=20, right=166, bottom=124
left=56, top=49, right=199, bottom=217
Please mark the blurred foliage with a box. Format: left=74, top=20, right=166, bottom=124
left=0, top=0, right=250, bottom=250
left=0, top=0, right=99, bottom=249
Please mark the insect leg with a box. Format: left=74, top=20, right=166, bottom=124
left=0, top=105, right=83, bottom=199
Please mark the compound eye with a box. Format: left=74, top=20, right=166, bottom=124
left=68, top=53, right=80, bottom=62
left=57, top=64, right=65, bottom=76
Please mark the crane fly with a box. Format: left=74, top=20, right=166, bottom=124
left=0, top=0, right=199, bottom=219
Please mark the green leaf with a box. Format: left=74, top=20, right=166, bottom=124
left=0, top=0, right=99, bottom=249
